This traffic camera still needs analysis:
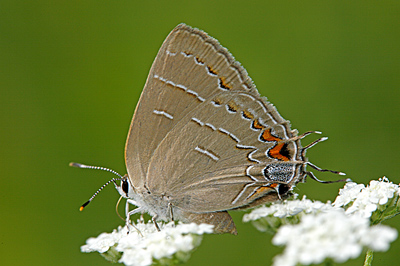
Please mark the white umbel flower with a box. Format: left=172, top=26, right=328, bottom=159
left=243, top=195, right=334, bottom=222
left=81, top=228, right=124, bottom=253
left=334, top=177, right=400, bottom=218
left=332, top=182, right=365, bottom=207
left=272, top=209, right=397, bottom=266
left=243, top=196, right=336, bottom=233
left=244, top=178, right=399, bottom=266
left=81, top=221, right=214, bottom=266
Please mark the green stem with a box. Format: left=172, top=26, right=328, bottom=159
left=363, top=249, right=374, bottom=266
left=324, top=258, right=334, bottom=266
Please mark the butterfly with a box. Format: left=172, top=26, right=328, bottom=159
left=72, top=24, right=345, bottom=234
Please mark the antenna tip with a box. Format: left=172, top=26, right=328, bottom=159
left=345, top=178, right=353, bottom=182
left=315, top=131, right=322, bottom=134
left=80, top=200, right=90, bottom=211
left=70, top=162, right=87, bottom=168
left=320, top=137, right=328, bottom=142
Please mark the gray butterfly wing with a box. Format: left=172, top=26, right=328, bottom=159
left=124, top=24, right=211, bottom=189
left=127, top=24, right=302, bottom=213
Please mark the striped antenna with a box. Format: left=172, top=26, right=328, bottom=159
left=299, top=137, right=348, bottom=183
left=301, top=136, right=328, bottom=157
left=69, top=162, right=125, bottom=211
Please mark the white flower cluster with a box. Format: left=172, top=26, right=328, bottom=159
left=333, top=177, right=400, bottom=218
left=243, top=177, right=400, bottom=266
left=81, top=221, right=214, bottom=266
left=272, top=209, right=397, bottom=266
left=242, top=195, right=336, bottom=233
left=243, top=195, right=334, bottom=222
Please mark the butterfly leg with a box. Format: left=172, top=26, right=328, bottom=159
left=125, top=199, right=143, bottom=235
left=125, top=199, right=141, bottom=223
left=168, top=202, right=175, bottom=224
left=152, top=215, right=161, bottom=232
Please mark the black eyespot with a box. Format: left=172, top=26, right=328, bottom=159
left=279, top=143, right=291, bottom=160
left=278, top=184, right=290, bottom=195
left=122, top=180, right=129, bottom=195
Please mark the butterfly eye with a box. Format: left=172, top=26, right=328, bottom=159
left=122, top=179, right=130, bottom=195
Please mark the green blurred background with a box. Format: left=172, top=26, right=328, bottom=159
left=1, top=1, right=399, bottom=265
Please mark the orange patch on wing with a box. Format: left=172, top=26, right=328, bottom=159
left=268, top=143, right=290, bottom=161
left=261, top=128, right=282, bottom=142
left=252, top=119, right=265, bottom=130
left=249, top=186, right=273, bottom=200
left=227, top=102, right=238, bottom=112
left=207, top=65, right=218, bottom=75
left=242, top=110, right=254, bottom=120
left=195, top=56, right=204, bottom=64
left=219, top=77, right=232, bottom=90
left=212, top=98, right=222, bottom=105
